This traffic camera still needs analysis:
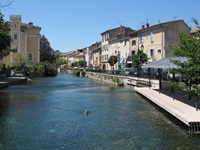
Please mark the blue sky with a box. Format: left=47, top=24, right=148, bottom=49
left=1, top=0, right=200, bottom=52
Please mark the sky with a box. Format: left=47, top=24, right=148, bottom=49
left=1, top=0, right=200, bottom=52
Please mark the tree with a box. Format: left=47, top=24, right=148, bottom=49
left=40, top=35, right=60, bottom=63
left=40, top=35, right=52, bottom=62
left=0, top=11, right=12, bottom=59
left=78, top=60, right=86, bottom=68
left=170, top=18, right=200, bottom=111
left=108, top=55, right=118, bottom=74
left=71, top=61, right=79, bottom=68
left=13, top=53, right=32, bottom=66
left=55, top=58, right=66, bottom=67
left=132, top=49, right=148, bottom=68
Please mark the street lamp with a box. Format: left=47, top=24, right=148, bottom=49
left=141, top=44, right=144, bottom=51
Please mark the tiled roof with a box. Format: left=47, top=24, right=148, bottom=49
left=129, top=20, right=188, bottom=35
left=190, top=26, right=200, bottom=34
left=21, top=22, right=41, bottom=29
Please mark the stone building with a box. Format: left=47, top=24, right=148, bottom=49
left=88, top=41, right=101, bottom=70
left=1, top=15, right=41, bottom=65
left=129, top=20, right=190, bottom=63
left=101, top=26, right=134, bottom=71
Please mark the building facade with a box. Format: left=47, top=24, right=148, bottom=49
left=101, top=26, right=134, bottom=71
left=129, top=20, right=190, bottom=63
left=1, top=15, right=41, bottom=65
left=88, top=41, right=101, bottom=70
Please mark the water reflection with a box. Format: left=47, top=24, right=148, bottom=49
left=0, top=73, right=200, bottom=149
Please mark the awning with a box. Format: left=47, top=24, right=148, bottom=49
left=141, top=57, right=187, bottom=69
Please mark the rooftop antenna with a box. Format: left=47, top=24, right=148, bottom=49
left=118, top=20, right=122, bottom=26
left=174, top=16, right=178, bottom=20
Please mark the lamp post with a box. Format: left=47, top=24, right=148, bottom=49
left=112, top=57, right=115, bottom=75
left=138, top=44, right=144, bottom=78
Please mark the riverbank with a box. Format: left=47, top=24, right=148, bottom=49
left=86, top=71, right=200, bottom=133
left=135, top=87, right=200, bottom=133
left=0, top=77, right=27, bottom=89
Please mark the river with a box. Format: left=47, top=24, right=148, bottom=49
left=0, top=73, right=200, bottom=150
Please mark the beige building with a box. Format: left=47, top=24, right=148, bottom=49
left=67, top=48, right=86, bottom=68
left=1, top=15, right=41, bottom=65
left=101, top=26, right=134, bottom=71
left=59, top=51, right=76, bottom=68
left=190, top=26, right=200, bottom=39
left=88, top=41, right=101, bottom=69
left=129, top=20, right=190, bottom=63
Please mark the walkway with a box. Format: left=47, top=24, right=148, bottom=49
left=135, top=87, right=200, bottom=133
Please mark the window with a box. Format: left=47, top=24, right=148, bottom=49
left=13, top=46, right=17, bottom=53
left=123, top=41, right=126, bottom=46
left=28, top=53, right=32, bottom=60
left=14, top=34, right=17, bottom=40
left=150, top=49, right=154, bottom=59
left=132, top=40, right=136, bottom=46
left=132, top=50, right=135, bottom=55
left=96, top=57, right=98, bottom=63
left=102, top=44, right=108, bottom=51
left=158, top=49, right=161, bottom=54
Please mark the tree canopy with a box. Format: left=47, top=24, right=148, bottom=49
left=170, top=18, right=200, bottom=110
left=0, top=11, right=12, bottom=59
left=40, top=35, right=60, bottom=63
left=108, top=55, right=118, bottom=66
left=71, top=60, right=86, bottom=68
left=132, top=49, right=148, bottom=68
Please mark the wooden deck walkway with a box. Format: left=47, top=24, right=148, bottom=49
left=135, top=87, right=200, bottom=133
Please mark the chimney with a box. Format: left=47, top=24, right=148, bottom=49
left=146, top=22, right=149, bottom=28
left=142, top=25, right=145, bottom=29
left=29, top=22, right=33, bottom=27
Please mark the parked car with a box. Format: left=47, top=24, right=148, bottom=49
left=130, top=68, right=138, bottom=76
left=124, top=68, right=131, bottom=75
left=162, top=69, right=181, bottom=81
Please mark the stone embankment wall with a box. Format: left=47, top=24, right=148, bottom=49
left=86, top=71, right=159, bottom=88
left=86, top=72, right=127, bottom=86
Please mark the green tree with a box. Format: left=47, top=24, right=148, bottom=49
left=71, top=61, right=78, bottom=68
left=0, top=11, right=12, bottom=59
left=108, top=55, right=118, bottom=74
left=13, top=53, right=32, bottom=66
left=44, top=61, right=58, bottom=76
left=132, top=49, right=148, bottom=68
left=108, top=55, right=118, bottom=66
left=78, top=60, right=86, bottom=67
left=40, top=35, right=60, bottom=63
left=55, top=58, right=66, bottom=67
left=170, top=18, right=200, bottom=111
left=40, top=35, right=52, bottom=62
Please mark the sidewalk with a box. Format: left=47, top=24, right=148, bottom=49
left=0, top=77, right=27, bottom=89
left=135, top=87, right=200, bottom=133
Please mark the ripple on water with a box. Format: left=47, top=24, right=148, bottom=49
left=0, top=73, right=200, bottom=149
